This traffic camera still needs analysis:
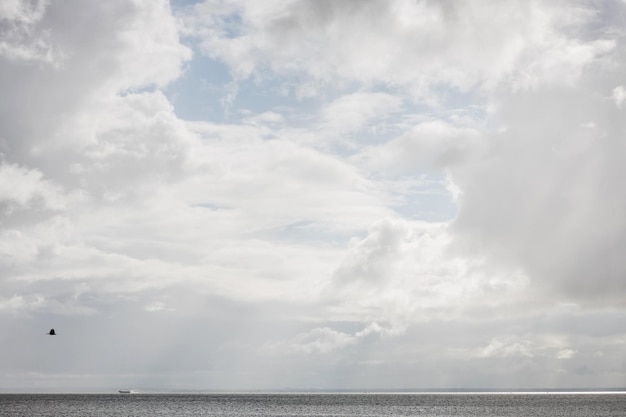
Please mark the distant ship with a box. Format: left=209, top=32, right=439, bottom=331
left=118, top=390, right=134, bottom=394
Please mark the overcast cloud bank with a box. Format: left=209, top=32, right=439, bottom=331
left=0, top=0, right=625, bottom=392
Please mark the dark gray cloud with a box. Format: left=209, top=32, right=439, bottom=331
left=451, top=40, right=626, bottom=304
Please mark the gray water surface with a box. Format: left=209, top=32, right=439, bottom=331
left=1, top=393, right=625, bottom=416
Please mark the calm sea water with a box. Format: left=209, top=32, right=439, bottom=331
left=1, top=393, right=625, bottom=416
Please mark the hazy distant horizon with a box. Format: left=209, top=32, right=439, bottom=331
left=3, top=388, right=626, bottom=395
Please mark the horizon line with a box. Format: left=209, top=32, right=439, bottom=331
left=3, top=388, right=626, bottom=395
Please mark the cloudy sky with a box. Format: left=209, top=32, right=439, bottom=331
left=1, top=0, right=625, bottom=392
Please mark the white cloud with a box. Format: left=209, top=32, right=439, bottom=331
left=112, top=0, right=192, bottom=91
left=75, top=91, right=194, bottom=199
left=556, top=349, right=577, bottom=359
left=243, top=111, right=285, bottom=126
left=0, top=0, right=194, bottom=317
left=0, top=163, right=65, bottom=212
left=185, top=0, right=614, bottom=99
left=321, top=92, right=402, bottom=135
left=267, top=322, right=390, bottom=356
left=0, top=0, right=59, bottom=64
left=0, top=295, right=28, bottom=314
left=475, top=336, right=535, bottom=358
left=144, top=301, right=175, bottom=313
left=326, top=217, right=529, bottom=326
left=182, top=124, right=394, bottom=234
left=289, top=327, right=357, bottom=354
left=467, top=334, right=583, bottom=363
left=0, top=0, right=190, bottom=170
left=1, top=0, right=626, bottom=392
left=449, top=46, right=626, bottom=304
left=355, top=119, right=484, bottom=175
left=612, top=85, right=626, bottom=108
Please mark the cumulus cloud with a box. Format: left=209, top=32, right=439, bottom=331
left=450, top=46, right=626, bottom=304
left=613, top=85, right=626, bottom=108
left=265, top=322, right=390, bottom=356
left=556, top=349, right=577, bottom=359
left=0, top=0, right=58, bottom=64
left=74, top=91, right=194, bottom=201
left=0, top=163, right=65, bottom=214
left=474, top=336, right=536, bottom=359
left=0, top=0, right=190, bottom=168
left=180, top=0, right=626, bottom=312
left=184, top=0, right=614, bottom=99
left=0, top=295, right=33, bottom=314
left=326, top=217, right=529, bottom=327
left=355, top=119, right=484, bottom=174
left=468, top=334, right=583, bottom=363
left=144, top=301, right=176, bottom=313
left=289, top=327, right=358, bottom=355
left=0, top=0, right=192, bottom=314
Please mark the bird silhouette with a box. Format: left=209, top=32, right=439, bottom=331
left=47, top=329, right=56, bottom=335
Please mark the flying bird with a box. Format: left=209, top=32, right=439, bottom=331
left=47, top=329, right=56, bottom=335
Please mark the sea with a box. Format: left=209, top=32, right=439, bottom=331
left=1, top=392, right=626, bottom=416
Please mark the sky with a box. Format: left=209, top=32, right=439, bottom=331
left=0, top=0, right=625, bottom=392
